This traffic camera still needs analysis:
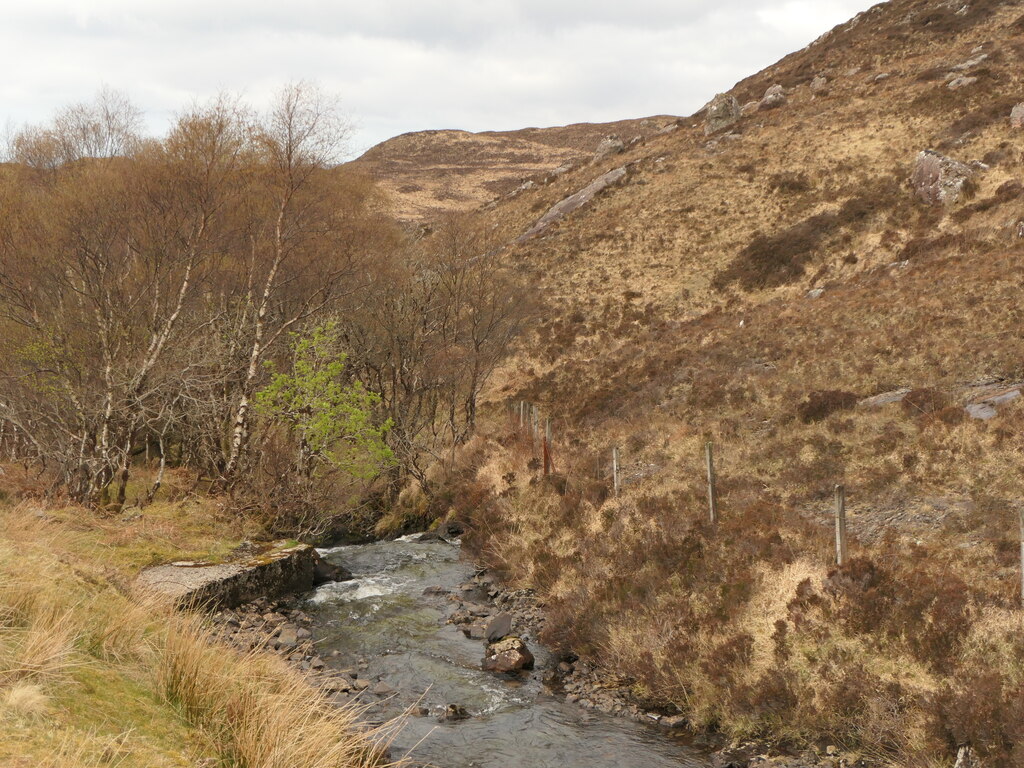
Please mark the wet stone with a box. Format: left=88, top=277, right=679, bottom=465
left=486, top=612, right=514, bottom=642
left=482, top=636, right=535, bottom=673
left=441, top=704, right=470, bottom=722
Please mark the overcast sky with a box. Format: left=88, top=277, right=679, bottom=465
left=1, top=0, right=880, bottom=156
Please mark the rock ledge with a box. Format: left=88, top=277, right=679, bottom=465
left=135, top=541, right=345, bottom=610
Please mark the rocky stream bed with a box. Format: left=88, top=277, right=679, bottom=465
left=207, top=533, right=865, bottom=768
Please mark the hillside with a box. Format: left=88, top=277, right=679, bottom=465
left=405, top=0, right=1024, bottom=765
left=348, top=116, right=678, bottom=220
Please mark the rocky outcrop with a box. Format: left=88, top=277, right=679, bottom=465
left=704, top=93, right=741, bottom=134
left=858, top=388, right=911, bottom=409
left=947, top=75, right=977, bottom=90
left=954, top=745, right=980, bottom=768
left=810, top=75, right=828, bottom=94
left=593, top=135, right=625, bottom=162
left=759, top=84, right=787, bottom=110
left=964, top=383, right=1022, bottom=420
left=482, top=637, right=535, bottom=673
left=1011, top=103, right=1024, bottom=129
left=911, top=150, right=980, bottom=206
left=517, top=166, right=627, bottom=242
left=136, top=541, right=350, bottom=610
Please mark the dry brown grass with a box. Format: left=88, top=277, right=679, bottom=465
left=0, top=500, right=397, bottom=768
left=156, top=613, right=391, bottom=768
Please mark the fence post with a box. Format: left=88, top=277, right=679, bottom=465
left=612, top=447, right=620, bottom=497
left=1018, top=507, right=1024, bottom=609
left=519, top=401, right=525, bottom=430
left=835, top=484, right=848, bottom=567
left=543, top=418, right=552, bottom=476
left=705, top=442, right=718, bottom=526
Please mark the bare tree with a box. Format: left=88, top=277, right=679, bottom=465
left=0, top=93, right=245, bottom=505
left=341, top=216, right=530, bottom=496
left=0, top=86, right=524, bottom=524
left=219, top=83, right=371, bottom=482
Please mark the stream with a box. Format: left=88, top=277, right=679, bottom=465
left=307, top=535, right=710, bottom=768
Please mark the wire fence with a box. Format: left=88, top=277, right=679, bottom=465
left=508, top=399, right=1024, bottom=607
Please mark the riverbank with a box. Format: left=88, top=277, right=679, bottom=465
left=0, top=495, right=389, bottom=768
left=0, top=476, right=863, bottom=768
left=202, top=529, right=858, bottom=768
left=452, top=567, right=863, bottom=768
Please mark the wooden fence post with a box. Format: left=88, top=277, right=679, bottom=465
left=835, top=484, right=848, bottom=567
left=543, top=418, right=552, bottom=476
left=612, top=447, right=620, bottom=497
left=705, top=442, right=718, bottom=526
left=1018, top=507, right=1024, bottom=609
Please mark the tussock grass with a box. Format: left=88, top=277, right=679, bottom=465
left=1, top=683, right=50, bottom=723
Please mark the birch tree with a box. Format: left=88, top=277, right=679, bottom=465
left=219, top=83, right=368, bottom=483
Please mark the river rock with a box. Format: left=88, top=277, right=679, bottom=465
left=371, top=681, right=396, bottom=696
left=911, top=150, right=979, bottom=206
left=1011, top=103, right=1024, bottom=129
left=485, top=612, right=514, bottom=642
left=482, top=637, right=535, bottom=673
left=320, top=672, right=347, bottom=689
left=276, top=626, right=298, bottom=649
left=441, top=704, right=470, bottom=721
left=313, top=554, right=352, bottom=585
left=704, top=93, right=741, bottom=134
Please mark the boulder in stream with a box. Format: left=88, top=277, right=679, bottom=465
left=313, top=555, right=352, bottom=585
left=485, top=612, right=514, bottom=642
left=441, top=704, right=470, bottom=721
left=482, top=637, right=535, bottom=673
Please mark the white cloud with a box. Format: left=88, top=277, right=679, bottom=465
left=0, top=0, right=881, bottom=154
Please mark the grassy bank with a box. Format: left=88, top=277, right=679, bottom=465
left=0, top=474, right=393, bottom=767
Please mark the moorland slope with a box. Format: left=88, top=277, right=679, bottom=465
left=379, top=1, right=1024, bottom=764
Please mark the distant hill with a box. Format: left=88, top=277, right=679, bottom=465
left=348, top=117, right=678, bottom=220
